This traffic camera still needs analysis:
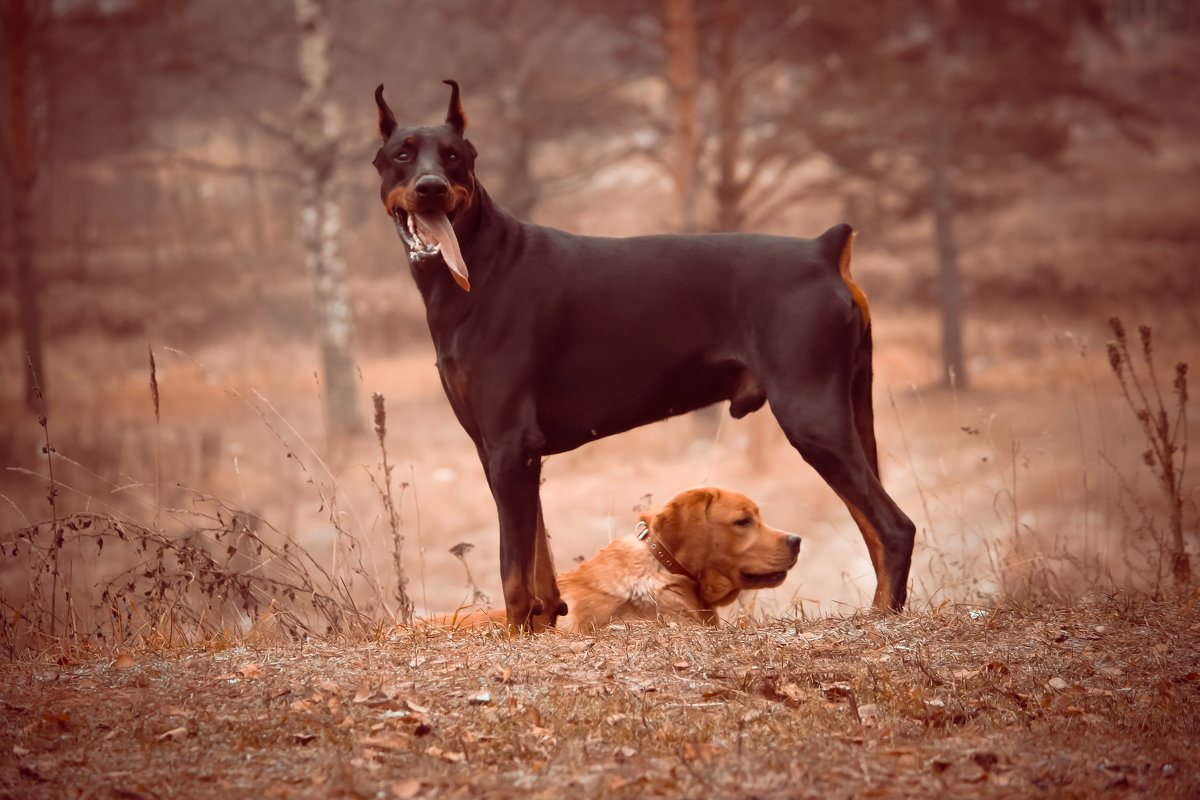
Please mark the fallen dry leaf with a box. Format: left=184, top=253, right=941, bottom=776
left=778, top=682, right=808, bottom=704
left=424, top=746, right=465, bottom=763
left=362, top=734, right=410, bottom=752
left=157, top=726, right=188, bottom=742
left=111, top=654, right=136, bottom=670
left=239, top=663, right=262, bottom=679
left=392, top=779, right=423, bottom=799
left=857, top=703, right=882, bottom=726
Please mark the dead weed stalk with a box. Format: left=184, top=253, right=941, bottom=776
left=1107, top=316, right=1191, bottom=589
left=369, top=392, right=414, bottom=625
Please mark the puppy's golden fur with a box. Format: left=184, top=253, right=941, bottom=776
left=430, top=486, right=800, bottom=632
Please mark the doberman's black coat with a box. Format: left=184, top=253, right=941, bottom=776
left=372, top=80, right=915, bottom=629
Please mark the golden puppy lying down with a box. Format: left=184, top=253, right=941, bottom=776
left=434, top=486, right=801, bottom=632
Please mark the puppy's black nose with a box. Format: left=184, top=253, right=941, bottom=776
left=415, top=175, right=449, bottom=198
left=787, top=535, right=802, bottom=556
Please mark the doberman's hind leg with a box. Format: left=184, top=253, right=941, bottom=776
left=770, top=389, right=915, bottom=611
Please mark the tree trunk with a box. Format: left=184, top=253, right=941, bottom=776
left=713, top=0, right=745, bottom=233
left=3, top=0, right=45, bottom=413
left=294, top=0, right=362, bottom=441
left=930, top=0, right=967, bottom=389
left=930, top=117, right=966, bottom=390
left=663, top=0, right=700, bottom=233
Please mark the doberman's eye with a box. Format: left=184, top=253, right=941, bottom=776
left=733, top=517, right=754, bottom=528
left=446, top=151, right=460, bottom=162
left=394, top=152, right=411, bottom=163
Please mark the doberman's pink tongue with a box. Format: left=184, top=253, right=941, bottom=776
left=413, top=211, right=470, bottom=291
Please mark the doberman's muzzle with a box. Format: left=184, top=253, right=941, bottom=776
left=387, top=182, right=470, bottom=291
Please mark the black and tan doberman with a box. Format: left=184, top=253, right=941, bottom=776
left=371, top=80, right=915, bottom=630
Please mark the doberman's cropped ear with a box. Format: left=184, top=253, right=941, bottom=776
left=375, top=84, right=397, bottom=141
left=443, top=79, right=467, bottom=136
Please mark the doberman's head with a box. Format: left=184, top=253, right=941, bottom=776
left=373, top=80, right=476, bottom=291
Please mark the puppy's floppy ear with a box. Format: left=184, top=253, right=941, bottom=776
left=375, top=84, right=397, bottom=141
left=652, top=488, right=717, bottom=549
left=443, top=79, right=467, bottom=136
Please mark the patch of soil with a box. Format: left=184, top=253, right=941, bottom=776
left=1, top=594, right=1198, bottom=799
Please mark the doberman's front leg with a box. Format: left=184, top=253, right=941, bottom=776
left=485, top=448, right=562, bottom=632
left=529, top=503, right=567, bottom=629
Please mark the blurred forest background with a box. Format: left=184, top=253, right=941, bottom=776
left=1, top=0, right=1198, bottom=632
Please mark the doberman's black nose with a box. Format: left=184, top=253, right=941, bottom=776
left=786, top=535, right=802, bottom=557
left=415, top=175, right=449, bottom=199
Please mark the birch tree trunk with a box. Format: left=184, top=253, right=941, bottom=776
left=294, top=0, right=362, bottom=440
left=3, top=0, right=45, bottom=413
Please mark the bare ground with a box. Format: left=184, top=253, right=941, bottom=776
left=2, top=594, right=1198, bottom=799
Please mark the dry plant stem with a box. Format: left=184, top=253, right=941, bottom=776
left=148, top=342, right=162, bottom=532
left=249, top=386, right=384, bottom=600
left=27, top=354, right=62, bottom=640
left=164, top=345, right=382, bottom=609
left=410, top=463, right=429, bottom=615
left=1107, top=317, right=1191, bottom=588
left=1009, top=439, right=1020, bottom=545
left=450, top=542, right=488, bottom=605
left=162, top=348, right=367, bottom=539
left=888, top=388, right=935, bottom=538
left=372, top=392, right=414, bottom=625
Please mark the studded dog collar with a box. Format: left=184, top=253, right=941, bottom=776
left=635, top=521, right=698, bottom=582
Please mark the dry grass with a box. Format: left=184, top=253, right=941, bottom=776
left=1, top=594, right=1198, bottom=798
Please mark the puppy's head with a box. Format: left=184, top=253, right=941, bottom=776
left=643, top=487, right=801, bottom=609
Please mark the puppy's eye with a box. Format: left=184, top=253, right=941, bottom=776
left=733, top=517, right=754, bottom=528
left=446, top=151, right=460, bottom=162
left=394, top=152, right=411, bottom=163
